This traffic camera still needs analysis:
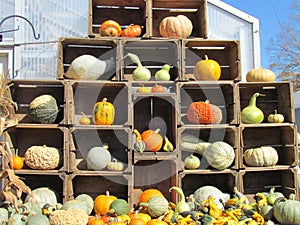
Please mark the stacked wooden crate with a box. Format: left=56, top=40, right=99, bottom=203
left=1, top=0, right=298, bottom=208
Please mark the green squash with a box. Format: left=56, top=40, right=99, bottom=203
left=26, top=214, right=50, bottom=225
left=273, top=196, right=300, bottom=225
left=140, top=196, right=169, bottom=218
left=109, top=199, right=129, bottom=216
left=75, top=194, right=94, bottom=215
left=62, top=199, right=89, bottom=215
left=28, top=94, right=59, bottom=124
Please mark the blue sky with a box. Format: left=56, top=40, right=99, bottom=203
left=221, top=0, right=294, bottom=68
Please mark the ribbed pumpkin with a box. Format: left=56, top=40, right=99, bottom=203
left=94, top=191, right=117, bottom=215
left=159, top=15, right=193, bottom=39
left=121, top=24, right=142, bottom=37
left=139, top=189, right=164, bottom=203
left=139, top=196, right=169, bottom=218
left=141, top=129, right=163, bottom=152
left=246, top=68, right=276, bottom=82
left=187, top=100, right=222, bottom=124
left=76, top=193, right=94, bottom=215
left=86, top=145, right=111, bottom=171
left=99, top=20, right=122, bottom=37
left=109, top=199, right=130, bottom=216
left=273, top=196, right=300, bottom=225
left=244, top=146, right=279, bottom=167
left=28, top=94, right=59, bottom=124
left=93, top=98, right=115, bottom=125
left=193, top=55, right=221, bottom=81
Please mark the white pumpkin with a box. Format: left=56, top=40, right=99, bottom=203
left=25, top=187, right=58, bottom=208
left=86, top=145, right=111, bottom=170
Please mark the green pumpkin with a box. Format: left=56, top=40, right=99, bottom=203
left=75, top=194, right=94, bottom=215
left=28, top=94, right=59, bottom=124
left=140, top=196, right=169, bottom=218
left=7, top=213, right=27, bottom=225
left=109, top=199, right=129, bottom=216
left=26, top=214, right=50, bottom=225
left=62, top=199, right=89, bottom=214
left=273, top=196, right=300, bottom=225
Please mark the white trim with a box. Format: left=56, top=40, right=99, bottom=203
left=0, top=49, right=14, bottom=76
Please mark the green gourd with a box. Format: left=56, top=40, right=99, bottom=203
left=133, top=129, right=146, bottom=152
left=273, top=195, right=300, bottom=225
left=184, top=154, right=200, bottom=170
left=75, top=193, right=94, bottom=215
left=169, top=186, right=191, bottom=214
left=109, top=199, right=129, bottom=216
left=241, top=92, right=264, bottom=124
left=139, top=196, right=169, bottom=218
left=26, top=214, right=50, bottom=225
left=125, top=53, right=151, bottom=81
left=155, top=64, right=171, bottom=81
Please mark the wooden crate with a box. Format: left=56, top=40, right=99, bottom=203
left=178, top=170, right=238, bottom=200
left=66, top=81, right=129, bottom=126
left=120, top=39, right=181, bottom=81
left=238, top=167, right=299, bottom=202
left=88, top=0, right=150, bottom=38
left=2, top=125, right=69, bottom=172
left=240, top=124, right=298, bottom=169
left=69, top=127, right=132, bottom=173
left=57, top=37, right=119, bottom=80
left=8, top=79, right=67, bottom=125
left=132, top=159, right=178, bottom=205
left=152, top=0, right=208, bottom=38
left=178, top=81, right=238, bottom=125
left=66, top=173, right=133, bottom=206
left=238, top=82, right=295, bottom=124
left=181, top=40, right=241, bottom=81
left=178, top=125, right=239, bottom=170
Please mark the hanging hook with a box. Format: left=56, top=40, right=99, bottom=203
left=0, top=15, right=40, bottom=41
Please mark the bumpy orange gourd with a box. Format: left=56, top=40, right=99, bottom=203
left=121, top=24, right=142, bottom=37
left=92, top=98, right=115, bottom=125
left=139, top=189, right=164, bottom=203
left=141, top=129, right=163, bottom=152
left=99, top=20, right=122, bottom=37
left=193, top=55, right=221, bottom=80
left=159, top=15, right=193, bottom=39
left=94, top=191, right=117, bottom=215
left=187, top=100, right=222, bottom=124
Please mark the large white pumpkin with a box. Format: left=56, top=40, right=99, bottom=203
left=86, top=146, right=111, bottom=170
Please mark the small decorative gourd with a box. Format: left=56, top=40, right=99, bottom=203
left=169, top=186, right=191, bottom=213
left=125, top=53, right=151, bottom=81
left=139, top=196, right=169, bottom=218
left=193, top=55, right=221, bottom=81
left=86, top=145, right=111, bottom=171
left=244, top=146, right=279, bottom=167
left=267, top=110, right=284, bottom=123
left=121, top=24, right=142, bottom=37
left=159, top=15, right=193, bottom=39
left=141, top=129, right=163, bottom=152
left=154, top=64, right=171, bottom=81
left=93, top=98, right=115, bottom=125
left=246, top=68, right=276, bottom=82
left=187, top=100, right=222, bottom=124
left=28, top=94, right=59, bottom=124
left=133, top=129, right=146, bottom=152
left=107, top=158, right=124, bottom=171
left=241, top=92, right=264, bottom=124
left=24, top=145, right=61, bottom=170
left=184, top=154, right=200, bottom=169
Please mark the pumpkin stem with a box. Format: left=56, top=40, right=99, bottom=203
left=204, top=55, right=209, bottom=60
left=102, top=98, right=108, bottom=103
left=274, top=109, right=278, bottom=115
left=154, top=128, right=160, bottom=133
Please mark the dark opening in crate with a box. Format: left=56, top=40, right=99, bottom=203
left=68, top=81, right=129, bottom=126
left=8, top=80, right=66, bottom=124
left=179, top=82, right=237, bottom=124
left=182, top=40, right=240, bottom=81
left=66, top=173, right=131, bottom=201
left=239, top=168, right=299, bottom=202
left=2, top=126, right=68, bottom=171
left=57, top=38, right=118, bottom=80
left=178, top=171, right=237, bottom=199
left=152, top=0, right=207, bottom=38
left=179, top=126, right=239, bottom=170
left=238, top=82, right=295, bottom=123
left=133, top=95, right=177, bottom=153
left=89, top=0, right=149, bottom=38
left=69, top=127, right=131, bottom=172
left=121, top=39, right=181, bottom=81
left=133, top=160, right=178, bottom=205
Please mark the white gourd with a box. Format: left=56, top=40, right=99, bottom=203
left=25, top=187, right=58, bottom=208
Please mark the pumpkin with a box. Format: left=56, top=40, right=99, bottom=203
left=267, top=110, right=284, bottom=123
left=28, top=94, right=59, bottom=124
left=94, top=191, right=117, bottom=215
left=159, top=15, right=193, bottom=39
left=244, top=146, right=279, bottom=167
left=75, top=193, right=94, bottom=215
left=130, top=213, right=151, bottom=224
left=273, top=196, right=300, bottom=225
left=107, top=158, right=124, bottom=171
left=26, top=214, right=50, bottom=225
left=265, top=187, right=284, bottom=206
left=193, top=55, right=221, bottom=81
left=139, top=189, right=164, bottom=203
left=25, top=187, right=58, bottom=208
left=24, top=145, right=61, bottom=170
left=0, top=208, right=8, bottom=224
left=246, top=68, right=276, bottom=82
left=7, top=213, right=26, bottom=225
left=129, top=217, right=146, bottom=225
left=133, top=129, right=146, bottom=153
left=89, top=217, right=105, bottom=225
left=146, top=219, right=168, bottom=225
left=62, top=199, right=89, bottom=214
left=187, top=100, right=222, bottom=124
left=184, top=154, right=200, bottom=170
left=109, top=199, right=130, bottom=216
left=99, top=20, right=122, bottom=37
left=93, top=98, right=115, bottom=125
left=49, top=208, right=88, bottom=225
left=79, top=112, right=91, bottom=125
left=10, top=149, right=24, bottom=170
left=121, top=24, right=142, bottom=37
left=141, top=129, right=163, bottom=152
left=139, top=196, right=169, bottom=218
left=86, top=145, right=111, bottom=171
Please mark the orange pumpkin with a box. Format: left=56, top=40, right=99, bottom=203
left=193, top=55, right=221, bottom=81
left=121, top=24, right=142, bottom=37
left=141, top=129, right=163, bottom=152
left=89, top=217, right=105, bottom=225
left=94, top=191, right=117, bottom=215
left=99, top=20, right=122, bottom=37
left=92, top=98, right=115, bottom=125
left=159, top=15, right=193, bottom=39
left=10, top=149, right=24, bottom=170
left=139, top=189, right=164, bottom=203
left=129, top=218, right=146, bottom=225
left=146, top=219, right=168, bottom=225
left=130, top=213, right=151, bottom=224
left=187, top=100, right=222, bottom=124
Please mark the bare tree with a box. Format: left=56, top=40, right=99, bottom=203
left=267, top=1, right=300, bottom=91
